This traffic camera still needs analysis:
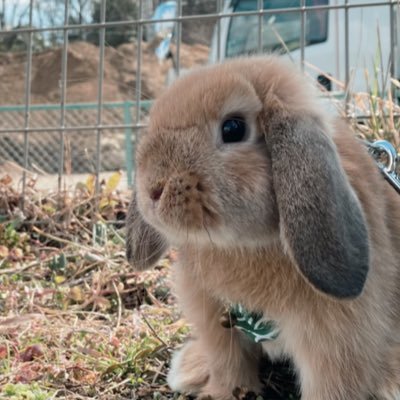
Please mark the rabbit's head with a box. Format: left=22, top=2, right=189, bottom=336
left=126, top=56, right=369, bottom=299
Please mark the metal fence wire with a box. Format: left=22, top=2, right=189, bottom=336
left=0, top=0, right=398, bottom=203
left=0, top=102, right=150, bottom=175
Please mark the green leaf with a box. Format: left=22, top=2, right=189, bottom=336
left=49, top=252, right=67, bottom=271
left=54, top=275, right=66, bottom=284
left=93, top=222, right=108, bottom=246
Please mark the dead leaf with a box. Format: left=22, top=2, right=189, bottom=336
left=99, top=197, right=118, bottom=210
left=20, top=345, right=44, bottom=362
left=110, top=336, right=121, bottom=348
left=93, top=296, right=111, bottom=311
left=70, top=365, right=98, bottom=384
left=9, top=247, right=23, bottom=261
left=86, top=175, right=96, bottom=195
left=15, top=362, right=43, bottom=382
left=69, top=286, right=84, bottom=303
left=0, top=345, right=8, bottom=359
left=0, top=245, right=9, bottom=259
left=104, top=171, right=122, bottom=194
left=0, top=174, right=12, bottom=186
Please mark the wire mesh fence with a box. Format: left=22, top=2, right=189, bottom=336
left=0, top=101, right=150, bottom=181
left=0, top=0, right=398, bottom=205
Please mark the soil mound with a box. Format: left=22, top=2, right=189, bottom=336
left=0, top=40, right=209, bottom=105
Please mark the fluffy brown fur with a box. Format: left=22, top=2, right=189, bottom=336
left=126, top=56, right=400, bottom=400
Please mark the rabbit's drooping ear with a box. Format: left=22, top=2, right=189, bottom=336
left=125, top=193, right=168, bottom=270
left=265, top=109, right=369, bottom=299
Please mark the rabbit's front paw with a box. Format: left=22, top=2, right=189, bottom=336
left=168, top=338, right=262, bottom=398
left=197, top=374, right=262, bottom=400
left=375, top=380, right=400, bottom=400
left=198, top=382, right=253, bottom=400
left=167, top=339, right=209, bottom=394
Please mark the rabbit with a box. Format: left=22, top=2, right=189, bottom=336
left=125, top=55, right=400, bottom=400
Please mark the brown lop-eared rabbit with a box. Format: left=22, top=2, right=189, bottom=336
left=126, top=56, right=400, bottom=400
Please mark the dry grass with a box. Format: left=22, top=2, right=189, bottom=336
left=0, top=174, right=190, bottom=399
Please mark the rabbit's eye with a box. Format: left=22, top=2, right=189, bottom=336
left=221, top=117, right=247, bottom=143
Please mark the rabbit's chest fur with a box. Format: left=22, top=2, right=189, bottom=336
left=179, top=244, right=313, bottom=319
left=178, top=236, right=400, bottom=346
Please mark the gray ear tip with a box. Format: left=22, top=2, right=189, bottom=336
left=327, top=280, right=367, bottom=299
left=125, top=227, right=134, bottom=263
left=125, top=246, right=147, bottom=270
left=124, top=194, right=168, bottom=270
left=125, top=227, right=169, bottom=271
left=125, top=242, right=138, bottom=267
left=309, top=262, right=369, bottom=299
left=328, top=279, right=367, bottom=299
left=125, top=245, right=133, bottom=264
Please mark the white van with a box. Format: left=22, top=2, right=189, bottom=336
left=209, top=0, right=398, bottom=96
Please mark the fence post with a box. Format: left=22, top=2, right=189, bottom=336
left=124, top=101, right=134, bottom=188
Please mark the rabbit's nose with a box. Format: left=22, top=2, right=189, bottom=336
left=150, top=186, right=164, bottom=201
left=169, top=173, right=202, bottom=195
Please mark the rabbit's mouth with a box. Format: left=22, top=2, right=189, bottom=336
left=147, top=172, right=221, bottom=237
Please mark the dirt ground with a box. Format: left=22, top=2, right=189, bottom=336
left=0, top=40, right=209, bottom=106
